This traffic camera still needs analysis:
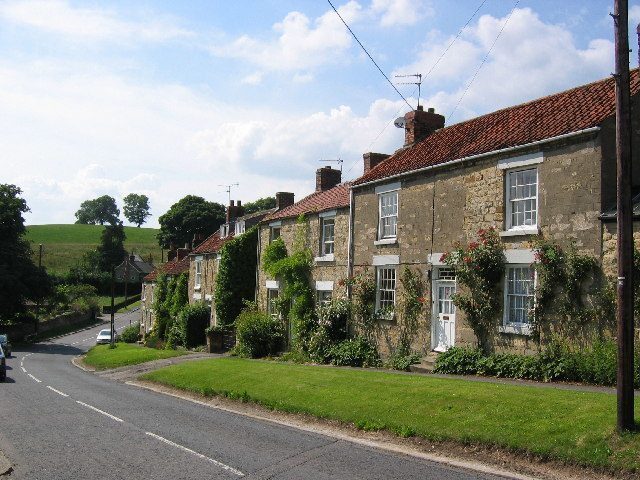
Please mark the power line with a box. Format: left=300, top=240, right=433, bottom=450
left=447, top=0, right=520, bottom=122
left=327, top=0, right=413, bottom=111
left=343, top=0, right=489, bottom=176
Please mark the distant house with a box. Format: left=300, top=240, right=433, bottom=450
left=187, top=200, right=274, bottom=326
left=256, top=167, right=350, bottom=337
left=114, top=253, right=154, bottom=284
left=140, top=249, right=190, bottom=335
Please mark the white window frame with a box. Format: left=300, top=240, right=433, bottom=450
left=270, top=226, right=281, bottom=242
left=505, top=167, right=538, bottom=231
left=502, top=264, right=536, bottom=334
left=377, top=190, right=398, bottom=240
left=375, top=266, right=397, bottom=316
left=267, top=288, right=280, bottom=318
left=194, top=257, right=203, bottom=290
left=317, top=289, right=332, bottom=306
left=320, top=216, right=335, bottom=257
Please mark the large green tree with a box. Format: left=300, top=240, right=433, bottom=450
left=243, top=197, right=276, bottom=215
left=0, top=185, right=51, bottom=321
left=75, top=195, right=120, bottom=226
left=97, top=223, right=126, bottom=272
left=123, top=193, right=151, bottom=227
left=157, top=195, right=225, bottom=249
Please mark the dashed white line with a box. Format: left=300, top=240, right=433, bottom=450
left=27, top=374, right=42, bottom=383
left=75, top=401, right=123, bottom=422
left=46, top=386, right=69, bottom=397
left=145, top=432, right=244, bottom=476
left=20, top=367, right=26, bottom=373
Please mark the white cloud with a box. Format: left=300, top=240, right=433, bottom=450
left=395, top=8, right=614, bottom=122
left=0, top=0, right=191, bottom=42
left=241, top=72, right=263, bottom=85
left=209, top=2, right=362, bottom=72
left=370, top=0, right=433, bottom=27
left=631, top=5, right=640, bottom=25
left=292, top=72, right=314, bottom=84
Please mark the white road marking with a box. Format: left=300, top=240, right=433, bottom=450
left=20, top=367, right=26, bottom=373
left=27, top=374, right=41, bottom=383
left=76, top=401, right=123, bottom=423
left=145, top=432, right=244, bottom=477
left=47, top=386, right=69, bottom=397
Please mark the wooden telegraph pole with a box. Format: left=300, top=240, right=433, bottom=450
left=613, top=0, right=634, bottom=432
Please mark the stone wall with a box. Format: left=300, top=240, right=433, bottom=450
left=352, top=131, right=610, bottom=355
left=188, top=254, right=217, bottom=325
left=140, top=281, right=155, bottom=335
left=2, top=310, right=98, bottom=341
left=256, top=209, right=350, bottom=313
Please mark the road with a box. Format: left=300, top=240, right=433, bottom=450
left=0, top=310, right=513, bottom=480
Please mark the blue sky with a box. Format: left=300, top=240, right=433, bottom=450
left=1, top=0, right=639, bottom=227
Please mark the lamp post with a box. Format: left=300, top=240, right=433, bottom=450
left=110, top=267, right=115, bottom=348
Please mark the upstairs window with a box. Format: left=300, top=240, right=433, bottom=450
left=194, top=258, right=202, bottom=289
left=317, top=290, right=332, bottom=306
left=321, top=217, right=335, bottom=256
left=267, top=288, right=280, bottom=318
left=235, top=220, right=245, bottom=235
left=270, top=226, right=281, bottom=243
left=378, top=191, right=398, bottom=239
left=507, top=168, right=537, bottom=229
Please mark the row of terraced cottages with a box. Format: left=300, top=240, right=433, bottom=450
left=142, top=70, right=640, bottom=355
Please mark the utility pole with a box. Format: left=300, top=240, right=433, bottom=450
left=612, top=0, right=634, bottom=432
left=110, top=268, right=116, bottom=348
left=35, top=244, right=43, bottom=336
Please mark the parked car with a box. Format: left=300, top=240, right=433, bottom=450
left=0, top=344, right=6, bottom=382
left=0, top=334, right=10, bottom=357
left=96, top=329, right=117, bottom=345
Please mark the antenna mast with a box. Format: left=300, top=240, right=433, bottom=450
left=319, top=158, right=344, bottom=172
left=395, top=73, right=423, bottom=109
left=218, top=183, right=239, bottom=204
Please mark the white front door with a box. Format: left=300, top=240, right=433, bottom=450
left=433, top=280, right=456, bottom=352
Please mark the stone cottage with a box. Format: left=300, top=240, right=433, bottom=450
left=349, top=69, right=640, bottom=355
left=187, top=200, right=275, bottom=326
left=256, top=167, right=350, bottom=330
left=140, top=249, right=190, bottom=335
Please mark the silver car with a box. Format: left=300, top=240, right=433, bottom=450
left=96, top=329, right=117, bottom=345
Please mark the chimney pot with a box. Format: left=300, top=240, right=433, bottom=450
left=275, top=192, right=295, bottom=210
left=315, top=166, right=342, bottom=192
left=404, top=107, right=445, bottom=147
left=417, top=105, right=424, bottom=111
left=428, top=107, right=434, bottom=113
left=237, top=200, right=242, bottom=207
left=230, top=200, right=234, bottom=207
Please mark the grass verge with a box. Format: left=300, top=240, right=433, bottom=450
left=85, top=343, right=187, bottom=370
left=141, top=357, right=640, bottom=473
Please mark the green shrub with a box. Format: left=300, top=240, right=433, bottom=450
left=167, top=302, right=210, bottom=349
left=235, top=308, right=284, bottom=358
left=307, top=299, right=351, bottom=363
left=385, top=351, right=422, bottom=371
left=329, top=337, right=381, bottom=368
left=120, top=323, right=140, bottom=343
left=434, top=347, right=483, bottom=375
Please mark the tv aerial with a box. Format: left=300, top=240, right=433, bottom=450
left=218, top=182, right=239, bottom=204
left=318, top=158, right=344, bottom=172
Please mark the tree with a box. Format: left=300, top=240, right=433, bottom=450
left=157, top=195, right=225, bottom=249
left=243, top=197, right=276, bottom=215
left=123, top=193, right=151, bottom=227
left=96, top=223, right=126, bottom=272
left=0, top=184, right=51, bottom=321
left=74, top=195, right=120, bottom=226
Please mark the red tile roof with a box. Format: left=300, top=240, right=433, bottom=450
left=142, top=256, right=190, bottom=282
left=354, top=69, right=640, bottom=186
left=191, top=230, right=234, bottom=255
left=265, top=183, right=351, bottom=221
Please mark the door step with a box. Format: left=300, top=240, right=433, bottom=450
left=408, top=352, right=441, bottom=374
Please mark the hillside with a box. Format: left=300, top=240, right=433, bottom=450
left=25, top=224, right=163, bottom=275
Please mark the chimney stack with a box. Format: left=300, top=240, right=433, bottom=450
left=315, top=166, right=342, bottom=192
left=176, top=248, right=190, bottom=261
left=275, top=192, right=295, bottom=210
left=637, top=23, right=639, bottom=66
left=363, top=152, right=390, bottom=174
left=404, top=106, right=445, bottom=147
left=226, top=199, right=244, bottom=223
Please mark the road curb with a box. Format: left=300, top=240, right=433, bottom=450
left=0, top=449, right=12, bottom=476
left=127, top=380, right=539, bottom=480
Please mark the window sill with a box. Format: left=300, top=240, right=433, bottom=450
left=499, top=324, right=532, bottom=336
left=192, top=293, right=202, bottom=300
left=314, top=254, right=335, bottom=263
left=499, top=227, right=539, bottom=237
left=194, top=286, right=201, bottom=291
left=374, top=238, right=398, bottom=246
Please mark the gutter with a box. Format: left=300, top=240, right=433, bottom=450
left=352, top=127, right=601, bottom=190
left=346, top=188, right=355, bottom=299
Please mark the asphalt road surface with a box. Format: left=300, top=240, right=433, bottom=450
left=0, top=310, right=514, bottom=480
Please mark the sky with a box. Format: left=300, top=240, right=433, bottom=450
left=2, top=0, right=639, bottom=227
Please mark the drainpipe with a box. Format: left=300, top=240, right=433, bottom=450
left=346, top=187, right=355, bottom=299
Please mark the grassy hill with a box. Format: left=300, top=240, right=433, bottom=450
left=25, top=224, right=163, bottom=275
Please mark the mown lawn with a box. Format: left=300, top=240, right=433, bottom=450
left=85, top=343, right=187, bottom=370
left=25, top=224, right=162, bottom=275
left=142, top=357, right=640, bottom=473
